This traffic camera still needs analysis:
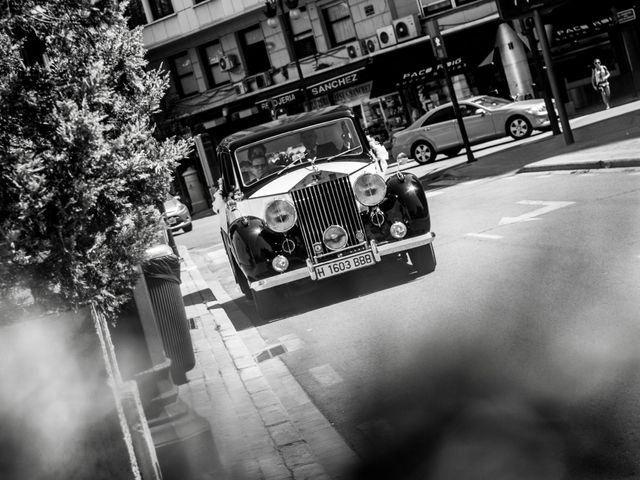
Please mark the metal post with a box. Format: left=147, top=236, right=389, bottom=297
left=441, top=59, right=476, bottom=163
left=277, top=0, right=310, bottom=111
left=533, top=8, right=573, bottom=145
left=522, top=17, right=560, bottom=135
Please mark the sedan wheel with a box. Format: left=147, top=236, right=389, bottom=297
left=412, top=141, right=436, bottom=164
left=507, top=116, right=532, bottom=139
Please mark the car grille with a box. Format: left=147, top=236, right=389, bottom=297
left=291, top=176, right=366, bottom=261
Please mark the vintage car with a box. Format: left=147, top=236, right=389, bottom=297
left=215, top=105, right=436, bottom=318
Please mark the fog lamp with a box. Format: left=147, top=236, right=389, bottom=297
left=390, top=221, right=407, bottom=239
left=323, top=225, right=348, bottom=251
left=272, top=255, right=289, bottom=273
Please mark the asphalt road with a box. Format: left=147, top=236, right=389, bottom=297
left=178, top=166, right=640, bottom=477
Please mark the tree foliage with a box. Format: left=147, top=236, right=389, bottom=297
left=0, top=0, right=192, bottom=317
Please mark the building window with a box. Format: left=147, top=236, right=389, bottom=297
left=125, top=0, right=148, bottom=28
left=290, top=6, right=317, bottom=59
left=418, top=0, right=480, bottom=17
left=240, top=26, right=271, bottom=76
left=148, top=0, right=174, bottom=21
left=169, top=52, right=198, bottom=97
left=199, top=41, right=231, bottom=89
left=321, top=2, right=356, bottom=48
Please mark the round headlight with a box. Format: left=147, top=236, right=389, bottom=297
left=323, top=225, right=348, bottom=251
left=354, top=173, right=387, bottom=206
left=264, top=199, right=297, bottom=233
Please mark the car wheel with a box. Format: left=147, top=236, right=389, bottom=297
left=412, top=141, right=436, bottom=164
left=408, top=244, right=436, bottom=275
left=442, top=147, right=461, bottom=158
left=253, top=287, right=279, bottom=320
left=507, top=116, right=532, bottom=139
left=183, top=224, right=193, bottom=232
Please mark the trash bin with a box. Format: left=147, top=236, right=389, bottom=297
left=142, top=244, right=195, bottom=384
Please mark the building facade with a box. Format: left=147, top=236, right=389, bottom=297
left=131, top=0, right=639, bottom=210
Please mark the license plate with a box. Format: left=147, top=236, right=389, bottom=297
left=314, top=251, right=376, bottom=280
left=167, top=217, right=177, bottom=225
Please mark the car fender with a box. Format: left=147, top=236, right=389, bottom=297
left=228, top=216, right=275, bottom=281
left=386, top=172, right=430, bottom=227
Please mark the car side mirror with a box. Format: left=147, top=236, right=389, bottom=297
left=475, top=108, right=485, bottom=116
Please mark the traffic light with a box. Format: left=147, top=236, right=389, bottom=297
left=425, top=20, right=447, bottom=60
left=496, top=0, right=565, bottom=20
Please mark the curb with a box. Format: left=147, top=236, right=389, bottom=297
left=177, top=245, right=331, bottom=480
left=518, top=158, right=640, bottom=173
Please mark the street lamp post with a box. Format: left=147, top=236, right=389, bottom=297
left=264, top=0, right=311, bottom=112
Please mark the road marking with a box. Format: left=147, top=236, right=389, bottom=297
left=499, top=200, right=575, bottom=226
left=466, top=233, right=503, bottom=240
left=309, top=364, right=343, bottom=386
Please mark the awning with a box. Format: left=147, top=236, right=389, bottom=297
left=367, top=20, right=500, bottom=98
left=367, top=40, right=467, bottom=98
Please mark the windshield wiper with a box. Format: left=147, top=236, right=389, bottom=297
left=324, top=146, right=361, bottom=162
left=277, top=156, right=307, bottom=176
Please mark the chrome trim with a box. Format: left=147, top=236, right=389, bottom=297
left=249, top=231, right=436, bottom=292
left=291, top=176, right=364, bottom=257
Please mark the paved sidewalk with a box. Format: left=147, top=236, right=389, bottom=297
left=177, top=245, right=357, bottom=480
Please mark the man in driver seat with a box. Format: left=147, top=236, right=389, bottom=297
left=300, top=129, right=339, bottom=159
left=243, top=144, right=269, bottom=183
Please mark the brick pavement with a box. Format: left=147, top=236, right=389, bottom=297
left=177, top=246, right=335, bottom=480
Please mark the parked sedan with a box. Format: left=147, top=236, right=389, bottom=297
left=163, top=194, right=192, bottom=233
left=391, top=95, right=551, bottom=164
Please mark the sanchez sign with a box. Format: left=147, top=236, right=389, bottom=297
left=309, top=71, right=362, bottom=97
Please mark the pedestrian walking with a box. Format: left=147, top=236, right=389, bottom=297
left=591, top=58, right=611, bottom=109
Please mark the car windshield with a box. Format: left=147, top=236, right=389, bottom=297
left=234, top=118, right=364, bottom=186
left=473, top=96, right=512, bottom=110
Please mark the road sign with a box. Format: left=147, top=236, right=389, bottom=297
left=425, top=20, right=447, bottom=60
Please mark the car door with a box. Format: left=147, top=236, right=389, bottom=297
left=421, top=106, right=460, bottom=150
left=458, top=102, right=497, bottom=143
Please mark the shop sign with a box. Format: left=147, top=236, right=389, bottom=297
left=554, top=8, right=636, bottom=42
left=257, top=91, right=298, bottom=111
left=332, top=82, right=372, bottom=104
left=399, top=57, right=464, bottom=84
left=309, top=71, right=362, bottom=96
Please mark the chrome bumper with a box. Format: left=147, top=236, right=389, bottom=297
left=249, top=231, right=436, bottom=292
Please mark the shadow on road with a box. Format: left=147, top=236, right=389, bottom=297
left=220, top=254, right=429, bottom=330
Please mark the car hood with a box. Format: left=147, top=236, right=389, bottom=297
left=233, top=160, right=382, bottom=220
left=163, top=198, right=186, bottom=215
left=495, top=99, right=546, bottom=111
left=249, top=160, right=379, bottom=198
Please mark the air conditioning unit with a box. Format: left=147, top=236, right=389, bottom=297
left=363, top=36, right=379, bottom=54
left=246, top=71, right=273, bottom=91
left=393, top=15, right=420, bottom=42
left=219, top=53, right=237, bottom=72
left=234, top=81, right=248, bottom=95
left=376, top=25, right=397, bottom=49
left=345, top=41, right=363, bottom=59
